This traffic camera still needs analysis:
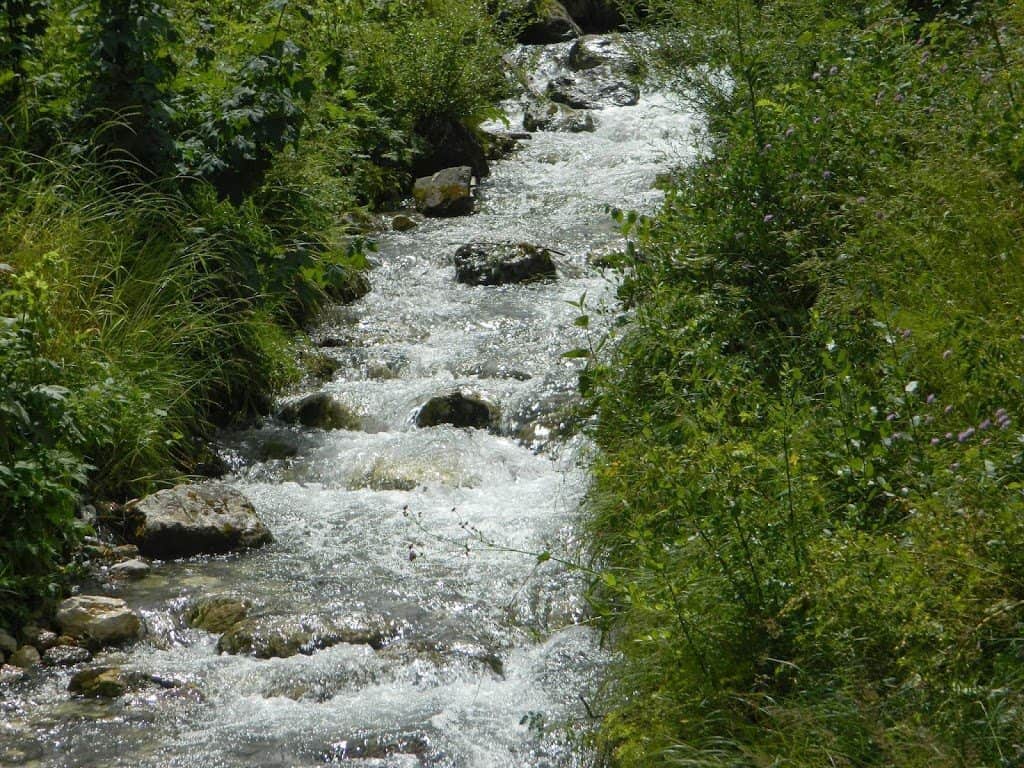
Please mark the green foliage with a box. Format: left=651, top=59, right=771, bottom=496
left=587, top=1, right=1024, bottom=766
left=0, top=0, right=509, bottom=628
left=82, top=0, right=179, bottom=173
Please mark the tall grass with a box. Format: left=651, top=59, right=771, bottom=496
left=585, top=1, right=1024, bottom=766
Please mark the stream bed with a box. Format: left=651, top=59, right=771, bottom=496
left=0, top=37, right=696, bottom=768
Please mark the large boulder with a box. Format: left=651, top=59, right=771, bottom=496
left=277, top=392, right=360, bottom=431
left=56, top=596, right=141, bottom=646
left=124, top=483, right=273, bottom=559
left=454, top=242, right=557, bottom=286
left=415, top=393, right=498, bottom=430
left=523, top=101, right=596, bottom=133
left=547, top=69, right=640, bottom=109
left=562, top=0, right=625, bottom=32
left=568, top=35, right=638, bottom=73
left=413, top=166, right=474, bottom=218
left=519, top=1, right=581, bottom=44
left=217, top=615, right=394, bottom=659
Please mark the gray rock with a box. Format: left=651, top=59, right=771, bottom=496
left=547, top=68, right=639, bottom=109
left=124, top=483, right=273, bottom=559
left=9, top=646, right=40, bottom=669
left=217, top=615, right=394, bottom=659
left=56, top=596, right=141, bottom=646
left=413, top=166, right=474, bottom=218
left=0, top=628, right=18, bottom=655
left=277, top=392, right=360, bottom=431
left=109, top=558, right=151, bottom=580
left=43, top=645, right=92, bottom=667
left=391, top=214, right=418, bottom=232
left=523, top=101, right=596, bottom=133
left=21, top=626, right=58, bottom=651
left=113, top=544, right=140, bottom=559
left=0, top=664, right=27, bottom=685
left=412, top=118, right=489, bottom=179
left=187, top=596, right=250, bottom=633
left=519, top=0, right=581, bottom=44
left=454, top=242, right=557, bottom=286
left=568, top=34, right=637, bottom=72
left=415, top=393, right=498, bottom=430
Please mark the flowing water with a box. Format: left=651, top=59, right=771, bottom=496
left=0, top=38, right=696, bottom=768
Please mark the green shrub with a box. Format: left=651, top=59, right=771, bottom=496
left=586, top=1, right=1024, bottom=766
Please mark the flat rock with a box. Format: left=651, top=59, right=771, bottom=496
left=124, top=483, right=273, bottom=559
left=412, top=166, right=474, bottom=218
left=217, top=615, right=395, bottom=659
left=21, top=626, right=58, bottom=651
left=454, top=242, right=557, bottom=286
left=523, top=101, right=596, bottom=133
left=547, top=68, right=639, bottom=109
left=415, top=393, right=498, bottom=430
left=56, top=596, right=141, bottom=646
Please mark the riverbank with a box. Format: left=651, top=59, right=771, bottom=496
left=586, top=2, right=1024, bottom=766
left=0, top=0, right=514, bottom=630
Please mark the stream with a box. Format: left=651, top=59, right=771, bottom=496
left=0, top=37, right=696, bottom=768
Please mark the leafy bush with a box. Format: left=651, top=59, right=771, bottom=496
left=586, top=1, right=1024, bottom=766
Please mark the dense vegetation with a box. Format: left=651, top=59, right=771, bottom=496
left=0, top=0, right=512, bottom=627
left=586, top=1, right=1024, bottom=766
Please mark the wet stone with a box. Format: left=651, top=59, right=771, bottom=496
left=454, top=241, right=557, bottom=286
left=0, top=664, right=27, bottom=684
left=187, top=596, right=251, bottom=633
left=0, top=629, right=17, bottom=655
left=568, top=34, right=637, bottom=73
left=523, top=100, right=596, bottom=133
left=69, top=666, right=129, bottom=698
left=217, top=615, right=395, bottom=659
left=42, top=645, right=92, bottom=667
left=0, top=737, right=43, bottom=765
left=108, top=558, right=151, bottom=579
left=415, top=393, right=498, bottom=430
left=391, top=214, right=418, bottom=232
left=124, top=482, right=273, bottom=559
left=277, top=392, right=360, bottom=431
left=9, top=646, right=40, bottom=669
left=412, top=166, right=474, bottom=218
left=21, top=626, right=58, bottom=651
left=547, top=68, right=640, bottom=109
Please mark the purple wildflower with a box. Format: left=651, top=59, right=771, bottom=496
left=856, top=196, right=867, bottom=204
left=887, top=412, right=898, bottom=421
left=823, top=170, right=833, bottom=180
left=901, top=329, right=912, bottom=339
left=979, top=419, right=992, bottom=431
left=926, top=394, right=936, bottom=404
left=945, top=432, right=953, bottom=440
left=763, top=214, right=774, bottom=223
left=958, top=428, right=975, bottom=442
left=930, top=437, right=941, bottom=446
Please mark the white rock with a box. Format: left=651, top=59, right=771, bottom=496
left=56, top=596, right=141, bottom=645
